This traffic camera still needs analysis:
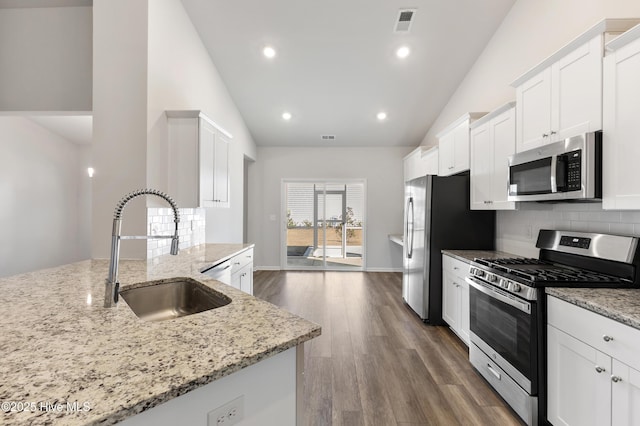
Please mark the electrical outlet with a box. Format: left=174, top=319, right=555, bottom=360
left=207, top=395, right=244, bottom=426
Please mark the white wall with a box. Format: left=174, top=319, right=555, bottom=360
left=419, top=0, right=640, bottom=256
left=92, top=0, right=149, bottom=259
left=146, top=0, right=257, bottom=245
left=0, top=6, right=92, bottom=111
left=249, top=147, right=408, bottom=271
left=0, top=117, right=91, bottom=278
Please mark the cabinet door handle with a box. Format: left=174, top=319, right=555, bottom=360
left=603, top=335, right=614, bottom=342
left=611, top=376, right=622, bottom=383
left=550, top=131, right=557, bottom=135
left=453, top=267, right=459, bottom=270
left=595, top=366, right=606, bottom=373
left=542, top=133, right=548, bottom=138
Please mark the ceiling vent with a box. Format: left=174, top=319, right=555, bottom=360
left=394, top=9, right=416, bottom=33
left=321, top=135, right=336, bottom=141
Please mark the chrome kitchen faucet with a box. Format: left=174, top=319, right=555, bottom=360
left=104, top=189, right=180, bottom=307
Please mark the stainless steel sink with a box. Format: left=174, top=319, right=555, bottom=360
left=119, top=278, right=231, bottom=322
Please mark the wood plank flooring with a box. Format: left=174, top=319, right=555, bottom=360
left=253, top=270, right=525, bottom=426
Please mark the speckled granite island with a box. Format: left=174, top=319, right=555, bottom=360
left=0, top=244, right=321, bottom=426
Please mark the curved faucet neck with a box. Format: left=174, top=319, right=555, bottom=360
left=105, top=189, right=181, bottom=307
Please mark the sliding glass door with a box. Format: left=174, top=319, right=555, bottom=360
left=283, top=180, right=365, bottom=270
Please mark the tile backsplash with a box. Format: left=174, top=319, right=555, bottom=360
left=496, top=203, right=640, bottom=258
left=146, top=208, right=205, bottom=258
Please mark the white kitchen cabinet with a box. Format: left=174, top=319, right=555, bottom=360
left=512, top=19, right=640, bottom=153
left=547, top=295, right=640, bottom=426
left=403, top=146, right=438, bottom=182
left=230, top=248, right=254, bottom=295
left=166, top=110, right=232, bottom=208
left=442, top=254, right=470, bottom=345
left=437, top=113, right=485, bottom=176
left=470, top=102, right=517, bottom=210
left=603, top=24, right=640, bottom=210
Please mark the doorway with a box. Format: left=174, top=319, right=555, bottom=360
left=283, top=180, right=365, bottom=270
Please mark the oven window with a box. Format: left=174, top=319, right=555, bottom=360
left=469, top=286, right=534, bottom=381
left=510, top=157, right=552, bottom=195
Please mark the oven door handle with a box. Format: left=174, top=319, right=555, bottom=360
left=465, top=276, right=531, bottom=314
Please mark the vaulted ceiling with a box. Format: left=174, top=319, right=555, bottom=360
left=182, top=0, right=516, bottom=147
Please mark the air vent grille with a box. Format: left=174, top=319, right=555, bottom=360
left=395, top=9, right=416, bottom=33
left=321, top=135, right=336, bottom=141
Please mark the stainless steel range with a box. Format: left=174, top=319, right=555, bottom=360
left=465, top=230, right=640, bottom=426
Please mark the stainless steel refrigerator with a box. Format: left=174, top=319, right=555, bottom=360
left=402, top=174, right=495, bottom=323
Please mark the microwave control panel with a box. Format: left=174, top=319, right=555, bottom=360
left=566, top=150, right=582, bottom=191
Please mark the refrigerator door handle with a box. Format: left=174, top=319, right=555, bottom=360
left=406, top=197, right=414, bottom=259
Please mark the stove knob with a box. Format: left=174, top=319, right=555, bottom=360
left=501, top=280, right=509, bottom=289
left=475, top=270, right=485, bottom=277
left=488, top=275, right=498, bottom=283
left=510, top=282, right=521, bottom=293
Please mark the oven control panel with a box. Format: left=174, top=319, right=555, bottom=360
left=559, top=235, right=591, bottom=249
left=468, top=266, right=537, bottom=301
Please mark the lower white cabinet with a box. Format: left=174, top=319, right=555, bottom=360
left=442, top=254, right=470, bottom=345
left=230, top=248, right=254, bottom=295
left=547, top=296, right=640, bottom=426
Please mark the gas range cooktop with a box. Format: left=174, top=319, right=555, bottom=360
left=470, top=230, right=640, bottom=290
left=473, top=257, right=624, bottom=287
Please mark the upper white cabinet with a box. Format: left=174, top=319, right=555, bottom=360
left=437, top=113, right=486, bottom=176
left=166, top=110, right=232, bottom=208
left=603, top=24, right=640, bottom=210
left=403, top=146, right=438, bottom=182
left=470, top=102, right=517, bottom=210
left=512, top=19, right=640, bottom=153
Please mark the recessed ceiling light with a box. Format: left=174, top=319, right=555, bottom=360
left=396, top=46, right=410, bottom=59
left=282, top=112, right=292, bottom=120
left=263, top=46, right=276, bottom=58
left=377, top=112, right=387, bottom=121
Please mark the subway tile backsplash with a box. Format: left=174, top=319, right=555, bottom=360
left=496, top=203, right=640, bottom=258
left=146, top=208, right=205, bottom=258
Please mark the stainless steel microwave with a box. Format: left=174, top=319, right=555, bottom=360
left=507, top=132, right=602, bottom=202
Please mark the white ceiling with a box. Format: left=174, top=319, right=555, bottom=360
left=181, top=0, right=516, bottom=147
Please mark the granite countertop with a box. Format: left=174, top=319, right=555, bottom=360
left=441, top=249, right=523, bottom=263
left=546, top=287, right=640, bottom=331
left=0, top=244, right=321, bottom=426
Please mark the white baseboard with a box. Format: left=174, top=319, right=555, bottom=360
left=254, top=266, right=403, bottom=273
left=364, top=267, right=403, bottom=273
left=254, top=266, right=281, bottom=271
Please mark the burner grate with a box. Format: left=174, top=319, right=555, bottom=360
left=473, top=257, right=623, bottom=285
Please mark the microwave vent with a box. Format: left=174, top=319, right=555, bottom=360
left=395, top=9, right=416, bottom=33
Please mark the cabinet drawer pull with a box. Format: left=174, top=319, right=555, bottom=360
left=595, top=366, right=605, bottom=373
left=550, top=131, right=557, bottom=135
left=603, top=335, right=614, bottom=342
left=486, top=364, right=501, bottom=380
left=542, top=133, right=548, bottom=138
left=611, top=376, right=622, bottom=383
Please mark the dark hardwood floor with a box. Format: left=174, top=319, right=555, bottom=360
left=253, top=270, right=525, bottom=426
